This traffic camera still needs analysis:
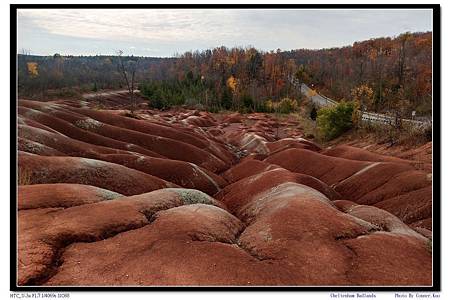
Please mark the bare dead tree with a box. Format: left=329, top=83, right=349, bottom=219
left=116, top=50, right=138, bottom=113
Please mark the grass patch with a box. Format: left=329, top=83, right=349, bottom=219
left=317, top=102, right=355, bottom=141
left=165, top=188, right=215, bottom=206
left=426, top=238, right=432, bottom=253
left=357, top=121, right=432, bottom=147
left=18, top=168, right=32, bottom=185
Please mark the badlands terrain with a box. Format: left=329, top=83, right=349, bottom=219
left=17, top=93, right=432, bottom=286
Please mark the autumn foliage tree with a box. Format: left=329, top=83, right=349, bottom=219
left=26, top=62, right=39, bottom=77
left=18, top=31, right=431, bottom=117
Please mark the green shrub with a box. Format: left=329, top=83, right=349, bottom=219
left=221, top=90, right=233, bottom=110
left=139, top=82, right=169, bottom=109
left=240, top=94, right=254, bottom=111
left=264, top=98, right=298, bottom=114
left=279, top=98, right=298, bottom=114
left=317, top=102, right=355, bottom=140
left=207, top=105, right=220, bottom=113
left=264, top=100, right=276, bottom=113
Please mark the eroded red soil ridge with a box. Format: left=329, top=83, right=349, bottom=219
left=17, top=99, right=432, bottom=286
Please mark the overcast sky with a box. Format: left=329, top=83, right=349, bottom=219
left=17, top=9, right=433, bottom=57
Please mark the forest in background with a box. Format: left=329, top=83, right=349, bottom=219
left=18, top=31, right=432, bottom=117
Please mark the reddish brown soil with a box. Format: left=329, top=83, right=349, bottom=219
left=18, top=151, right=176, bottom=195
left=264, top=148, right=371, bottom=185
left=327, top=136, right=432, bottom=173
left=16, top=97, right=433, bottom=286
left=18, top=183, right=123, bottom=209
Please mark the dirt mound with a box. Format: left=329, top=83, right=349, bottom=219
left=374, top=185, right=432, bottom=226
left=18, top=116, right=66, bottom=135
left=18, top=124, right=226, bottom=194
left=183, top=115, right=217, bottom=127
left=222, top=112, right=242, bottom=123
left=340, top=139, right=432, bottom=172
left=222, top=159, right=279, bottom=183
left=332, top=200, right=431, bottom=284
left=264, top=147, right=432, bottom=226
left=67, top=105, right=234, bottom=163
left=333, top=162, right=415, bottom=201
left=224, top=131, right=269, bottom=155
left=18, top=151, right=176, bottom=195
left=18, top=137, right=65, bottom=156
left=322, top=145, right=431, bottom=172
left=344, top=169, right=431, bottom=205
left=15, top=104, right=433, bottom=287
left=267, top=138, right=322, bottom=153
left=100, top=154, right=226, bottom=195
left=18, top=189, right=226, bottom=285
left=81, top=90, right=148, bottom=109
left=18, top=100, right=233, bottom=172
left=18, top=124, right=157, bottom=158
left=18, top=183, right=123, bottom=210
left=217, top=168, right=341, bottom=214
left=322, top=145, right=409, bottom=163
left=19, top=183, right=429, bottom=286
left=332, top=164, right=432, bottom=225
left=19, top=106, right=166, bottom=158
left=264, top=148, right=370, bottom=185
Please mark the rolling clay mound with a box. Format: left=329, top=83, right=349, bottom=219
left=18, top=124, right=160, bottom=158
left=267, top=138, right=322, bottom=153
left=182, top=115, right=218, bottom=127
left=16, top=105, right=433, bottom=286
left=331, top=200, right=431, bottom=285
left=18, top=137, right=65, bottom=156
left=66, top=105, right=234, bottom=163
left=264, top=148, right=370, bottom=185
left=374, top=185, right=432, bottom=227
left=410, top=218, right=432, bottom=231
left=18, top=183, right=123, bottom=210
left=322, top=145, right=410, bottom=163
left=322, top=144, right=432, bottom=172
left=335, top=200, right=427, bottom=241
left=396, top=142, right=432, bottom=162
left=18, top=189, right=227, bottom=285
left=18, top=123, right=225, bottom=194
left=18, top=116, right=66, bottom=135
left=80, top=90, right=148, bottom=109
left=78, top=101, right=233, bottom=164
left=18, top=151, right=176, bottom=195
left=217, top=168, right=341, bottom=214
left=221, top=159, right=279, bottom=183
left=99, top=154, right=226, bottom=195
left=343, top=140, right=432, bottom=173
left=224, top=179, right=429, bottom=285
left=343, top=169, right=431, bottom=205
left=222, top=112, right=243, bottom=123
left=18, top=102, right=229, bottom=172
left=263, top=147, right=432, bottom=227
left=332, top=164, right=432, bottom=227
left=20, top=184, right=430, bottom=286
left=226, top=131, right=270, bottom=155
left=19, top=106, right=166, bottom=158
left=333, top=162, right=415, bottom=201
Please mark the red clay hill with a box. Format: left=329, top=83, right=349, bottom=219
left=16, top=96, right=433, bottom=286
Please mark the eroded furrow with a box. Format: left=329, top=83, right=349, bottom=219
left=17, top=100, right=433, bottom=286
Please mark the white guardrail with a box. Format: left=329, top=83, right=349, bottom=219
left=289, top=77, right=431, bottom=129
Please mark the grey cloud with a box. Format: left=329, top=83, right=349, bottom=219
left=17, top=9, right=432, bottom=56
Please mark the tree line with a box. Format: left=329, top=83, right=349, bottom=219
left=18, top=31, right=431, bottom=117
left=17, top=54, right=172, bottom=97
